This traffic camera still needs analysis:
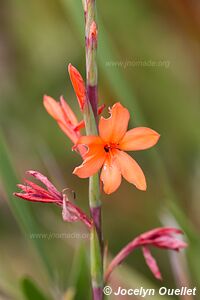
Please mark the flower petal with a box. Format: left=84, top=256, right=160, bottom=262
left=43, top=96, right=81, bottom=144
left=26, top=170, right=61, bottom=199
left=115, top=151, right=146, bottom=191
left=76, top=135, right=104, bottom=158
left=120, top=127, right=160, bottom=151
left=23, top=179, right=53, bottom=198
left=99, top=102, right=130, bottom=143
left=73, top=152, right=106, bottom=178
left=60, top=96, right=78, bottom=125
left=13, top=193, right=58, bottom=203
left=43, top=95, right=65, bottom=123
left=62, top=196, right=79, bottom=222
left=142, top=247, right=162, bottom=280
left=100, top=156, right=121, bottom=194
left=153, top=236, right=187, bottom=250
left=62, top=196, right=92, bottom=228
left=58, top=121, right=79, bottom=144
left=68, top=64, right=86, bottom=111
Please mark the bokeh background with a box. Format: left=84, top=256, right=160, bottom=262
left=0, top=0, right=200, bottom=299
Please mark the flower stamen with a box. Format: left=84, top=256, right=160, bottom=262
left=104, top=145, right=110, bottom=152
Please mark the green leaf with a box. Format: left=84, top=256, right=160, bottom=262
left=21, top=277, right=49, bottom=300
left=69, top=244, right=91, bottom=300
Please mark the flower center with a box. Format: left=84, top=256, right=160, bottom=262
left=104, top=145, right=110, bottom=152
left=104, top=143, right=119, bottom=153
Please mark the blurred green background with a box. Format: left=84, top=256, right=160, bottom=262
left=0, top=0, right=200, bottom=299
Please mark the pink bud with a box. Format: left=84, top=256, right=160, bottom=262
left=14, top=171, right=92, bottom=229
left=105, top=227, right=187, bottom=282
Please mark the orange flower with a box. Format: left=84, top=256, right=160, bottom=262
left=44, top=64, right=105, bottom=157
left=43, top=95, right=105, bottom=157
left=73, top=103, right=160, bottom=194
left=43, top=95, right=81, bottom=141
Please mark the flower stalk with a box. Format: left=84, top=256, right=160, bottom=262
left=90, top=226, right=103, bottom=299
left=84, top=0, right=98, bottom=118
left=83, top=0, right=103, bottom=299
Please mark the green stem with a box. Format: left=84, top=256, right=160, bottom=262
left=83, top=104, right=103, bottom=299
left=82, top=1, right=103, bottom=299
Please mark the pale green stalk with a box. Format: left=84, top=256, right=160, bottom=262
left=82, top=1, right=103, bottom=299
